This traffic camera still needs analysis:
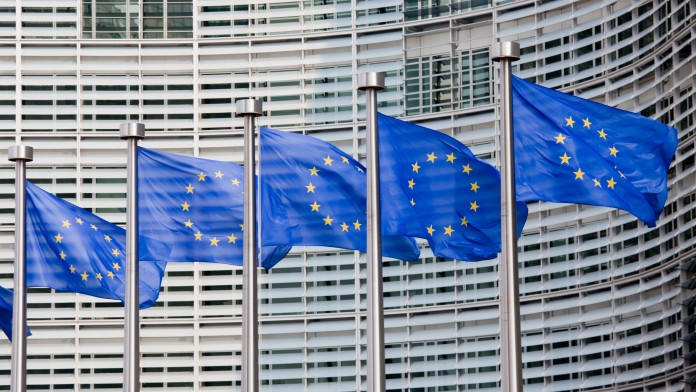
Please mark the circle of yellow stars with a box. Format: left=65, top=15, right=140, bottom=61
left=56, top=218, right=120, bottom=283
left=180, top=170, right=242, bottom=246
left=558, top=115, right=625, bottom=190
left=407, top=150, right=480, bottom=238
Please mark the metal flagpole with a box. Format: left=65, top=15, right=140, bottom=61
left=237, top=99, right=262, bottom=392
left=492, top=41, right=523, bottom=392
left=358, top=72, right=386, bottom=392
left=9, top=145, right=33, bottom=392
left=120, top=122, right=145, bottom=392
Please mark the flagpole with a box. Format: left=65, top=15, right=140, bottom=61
left=9, top=145, right=33, bottom=392
left=358, top=72, right=386, bottom=392
left=492, top=41, right=522, bottom=392
left=120, top=122, right=145, bottom=392
left=237, top=99, right=262, bottom=392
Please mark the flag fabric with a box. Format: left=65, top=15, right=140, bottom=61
left=0, top=286, right=31, bottom=341
left=137, top=147, right=291, bottom=269
left=259, top=126, right=421, bottom=261
left=25, top=181, right=167, bottom=309
left=377, top=113, right=529, bottom=261
left=512, top=76, right=678, bottom=226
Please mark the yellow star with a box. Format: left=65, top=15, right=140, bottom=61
left=215, top=170, right=224, bottom=178
left=309, top=167, right=319, bottom=176
left=598, top=129, right=607, bottom=139
left=112, top=249, right=120, bottom=257
left=560, top=153, right=571, bottom=164
left=54, top=233, right=63, bottom=243
left=410, top=198, right=415, bottom=206
left=353, top=220, right=362, bottom=230
left=470, top=182, right=480, bottom=192
left=75, top=218, right=84, bottom=225
left=96, top=273, right=103, bottom=280
left=90, top=224, right=98, bottom=231
left=81, top=272, right=88, bottom=281
left=618, top=170, right=626, bottom=179
left=573, top=168, right=585, bottom=180
left=426, top=225, right=435, bottom=236
left=59, top=251, right=67, bottom=260
left=228, top=234, right=237, bottom=243
left=104, top=235, right=112, bottom=242
left=462, top=164, right=472, bottom=174
left=444, top=225, right=454, bottom=236
left=62, top=220, right=71, bottom=228
left=565, top=116, right=575, bottom=127
left=609, top=146, right=619, bottom=157
left=324, top=156, right=333, bottom=166
left=606, top=177, right=617, bottom=189
left=194, top=231, right=203, bottom=241
left=408, top=179, right=416, bottom=189
left=340, top=222, right=349, bottom=232
left=240, top=224, right=244, bottom=231
left=593, top=178, right=602, bottom=187
left=231, top=178, right=240, bottom=186
left=69, top=265, right=76, bottom=274
left=460, top=217, right=468, bottom=226
left=323, top=215, right=333, bottom=226
left=184, top=219, right=194, bottom=228
left=470, top=201, right=479, bottom=212
left=583, top=118, right=592, bottom=128
left=446, top=153, right=456, bottom=163
left=411, top=162, right=420, bottom=173
left=181, top=201, right=190, bottom=211
left=305, top=183, right=316, bottom=193
left=210, top=237, right=220, bottom=246
left=107, top=271, right=115, bottom=279
left=186, top=184, right=194, bottom=193
left=112, top=263, right=120, bottom=271
left=310, top=201, right=321, bottom=212
left=342, top=156, right=349, bottom=164
left=427, top=152, right=437, bottom=163
left=554, top=133, right=567, bottom=144
left=198, top=172, right=207, bottom=181
left=356, top=167, right=364, bottom=173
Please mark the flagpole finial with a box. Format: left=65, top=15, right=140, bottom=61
left=119, top=123, right=145, bottom=140
left=8, top=145, right=33, bottom=162
left=236, top=99, right=263, bottom=117
left=492, top=41, right=520, bottom=62
left=358, top=72, right=385, bottom=91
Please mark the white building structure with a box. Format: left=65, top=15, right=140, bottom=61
left=0, top=0, right=694, bottom=390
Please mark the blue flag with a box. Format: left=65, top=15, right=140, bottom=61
left=0, top=286, right=31, bottom=341
left=259, top=126, right=420, bottom=260
left=512, top=76, right=678, bottom=226
left=377, top=113, right=528, bottom=261
left=26, top=181, right=167, bottom=309
left=137, top=147, right=291, bottom=269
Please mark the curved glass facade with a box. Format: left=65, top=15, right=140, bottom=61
left=0, top=0, right=694, bottom=390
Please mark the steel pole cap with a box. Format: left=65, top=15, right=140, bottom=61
left=8, top=145, right=33, bottom=162
left=491, top=41, right=520, bottom=62
left=358, top=72, right=385, bottom=91
left=236, top=99, right=263, bottom=117
left=119, top=123, right=145, bottom=140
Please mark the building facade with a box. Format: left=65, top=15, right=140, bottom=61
left=0, top=0, right=694, bottom=390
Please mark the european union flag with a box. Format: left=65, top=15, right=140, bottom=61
left=0, top=286, right=31, bottom=341
left=259, top=127, right=420, bottom=261
left=25, top=181, right=167, bottom=309
left=377, top=113, right=529, bottom=261
left=137, top=147, right=291, bottom=269
left=512, top=76, right=678, bottom=226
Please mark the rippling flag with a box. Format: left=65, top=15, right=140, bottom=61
left=512, top=76, right=678, bottom=226
left=0, top=286, right=31, bottom=341
left=377, top=113, right=528, bottom=261
left=137, top=147, right=291, bottom=269
left=25, top=181, right=167, bottom=309
left=259, top=127, right=420, bottom=260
